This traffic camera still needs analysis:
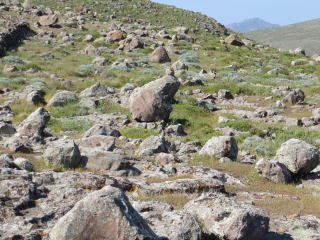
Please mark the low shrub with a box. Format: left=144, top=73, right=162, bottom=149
left=2, top=56, right=24, bottom=64
left=21, top=63, right=42, bottom=71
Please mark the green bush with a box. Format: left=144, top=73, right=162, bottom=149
left=78, top=64, right=103, bottom=73
left=221, top=119, right=251, bottom=132
left=2, top=56, right=24, bottom=64
left=179, top=51, right=200, bottom=63
left=0, top=78, right=11, bottom=85
left=12, top=77, right=26, bottom=84
left=21, top=63, right=42, bottom=71
left=30, top=78, right=47, bottom=89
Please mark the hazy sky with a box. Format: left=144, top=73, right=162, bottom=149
left=153, top=0, right=320, bottom=26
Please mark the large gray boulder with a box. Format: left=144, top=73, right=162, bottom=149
left=133, top=200, right=202, bottom=240
left=16, top=107, right=50, bottom=138
left=140, top=74, right=180, bottom=100
left=75, top=135, right=115, bottom=151
left=23, top=0, right=34, bottom=9
left=135, top=136, right=169, bottom=156
left=48, top=91, right=77, bottom=107
left=171, top=60, right=188, bottom=71
left=79, top=148, right=129, bottom=172
left=185, top=193, right=269, bottom=240
left=130, top=89, right=173, bottom=122
left=49, top=186, right=158, bottom=240
left=83, top=124, right=121, bottom=138
left=199, top=136, right=238, bottom=160
left=256, top=158, right=292, bottom=183
left=149, top=47, right=171, bottom=63
left=43, top=136, right=81, bottom=168
left=274, top=139, right=319, bottom=175
left=80, top=82, right=109, bottom=98
left=20, top=85, right=42, bottom=99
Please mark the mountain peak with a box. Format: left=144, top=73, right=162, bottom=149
left=226, top=18, right=280, bottom=33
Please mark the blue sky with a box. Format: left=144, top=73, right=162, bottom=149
left=153, top=0, right=320, bottom=26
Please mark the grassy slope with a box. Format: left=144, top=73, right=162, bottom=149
left=244, top=18, right=320, bottom=55
left=3, top=0, right=320, bottom=220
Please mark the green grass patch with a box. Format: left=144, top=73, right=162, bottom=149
left=119, top=128, right=158, bottom=139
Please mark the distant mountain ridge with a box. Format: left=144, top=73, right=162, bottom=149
left=244, top=18, right=320, bottom=55
left=226, top=18, right=279, bottom=33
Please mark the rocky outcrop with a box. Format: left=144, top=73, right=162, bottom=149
left=281, top=88, right=305, bottom=104
left=133, top=200, right=202, bottom=240
left=0, top=18, right=34, bottom=50
left=43, top=136, right=81, bottom=168
left=185, top=193, right=269, bottom=240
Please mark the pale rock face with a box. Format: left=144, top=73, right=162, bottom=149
left=49, top=186, right=158, bottom=240
left=200, top=136, right=238, bottom=160
left=133, top=200, right=202, bottom=240
left=43, top=136, right=81, bottom=168
left=274, top=139, right=320, bottom=175
left=83, top=124, right=121, bottom=138
left=47, top=91, right=76, bottom=107
left=136, top=136, right=169, bottom=155
left=39, top=14, right=58, bottom=26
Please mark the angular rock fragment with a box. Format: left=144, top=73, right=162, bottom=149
left=48, top=91, right=76, bottom=107
left=16, top=107, right=50, bottom=138
left=256, top=158, right=292, bottom=183
left=49, top=186, right=158, bottom=240
left=149, top=47, right=171, bottom=63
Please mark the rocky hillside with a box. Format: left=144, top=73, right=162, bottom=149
left=227, top=17, right=279, bottom=33
left=1, top=0, right=320, bottom=240
left=245, top=18, right=320, bottom=55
